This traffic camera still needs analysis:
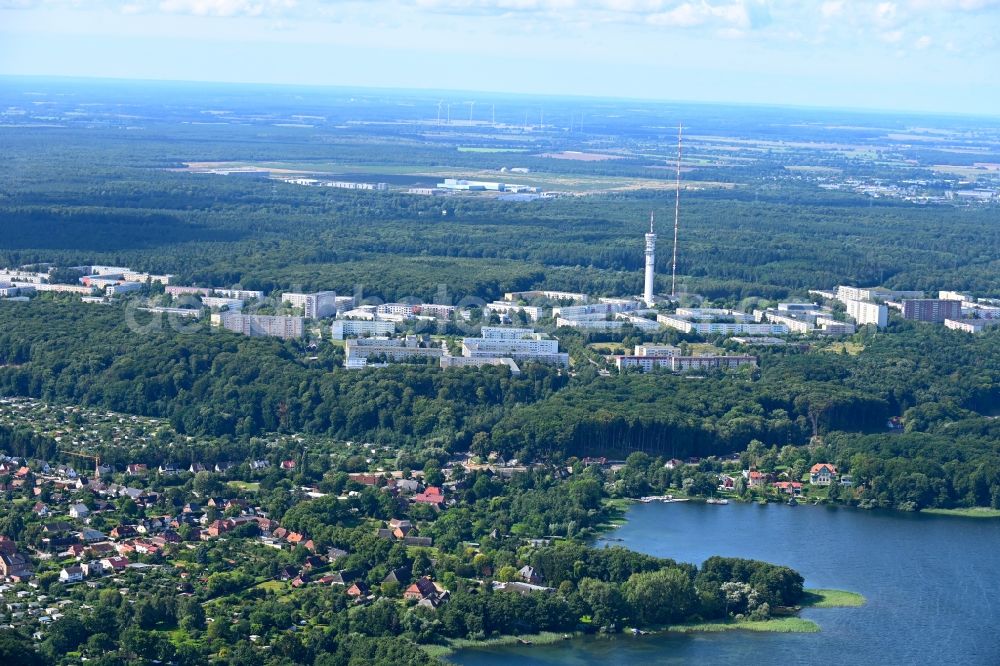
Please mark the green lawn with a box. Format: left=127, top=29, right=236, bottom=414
left=801, top=588, right=866, bottom=608
left=227, top=480, right=260, bottom=492
left=666, top=617, right=820, bottom=633
left=921, top=507, right=1000, bottom=519
left=255, top=580, right=285, bottom=592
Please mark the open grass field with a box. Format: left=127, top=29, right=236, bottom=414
left=802, top=588, right=867, bottom=608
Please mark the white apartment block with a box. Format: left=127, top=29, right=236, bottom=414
left=0, top=270, right=45, bottom=284
left=559, top=312, right=661, bottom=332
left=486, top=301, right=544, bottom=322
left=635, top=345, right=680, bottom=357
left=340, top=307, right=376, bottom=320
left=480, top=326, right=536, bottom=340
left=0, top=284, right=34, bottom=298
left=504, top=290, right=589, bottom=303
left=675, top=308, right=754, bottom=321
left=201, top=297, right=244, bottom=311
left=344, top=338, right=443, bottom=362
left=616, top=354, right=756, bottom=373
left=463, top=328, right=568, bottom=366
left=816, top=317, right=856, bottom=335
left=213, top=313, right=304, bottom=339
left=761, top=312, right=814, bottom=334
left=778, top=303, right=823, bottom=313
left=968, top=306, right=1000, bottom=320
left=615, top=356, right=673, bottom=372
left=87, top=265, right=131, bottom=276
left=416, top=304, right=457, bottom=319
left=166, top=286, right=211, bottom=297
left=123, top=271, right=172, bottom=285
left=836, top=286, right=923, bottom=303
left=945, top=319, right=1000, bottom=334
left=27, top=283, right=94, bottom=295
left=377, top=303, right=418, bottom=318
left=669, top=355, right=757, bottom=372
left=440, top=356, right=521, bottom=374
left=330, top=319, right=396, bottom=340
left=939, top=291, right=971, bottom=303
left=658, top=314, right=789, bottom=336
left=552, top=301, right=640, bottom=319
left=557, top=317, right=626, bottom=331
left=105, top=282, right=143, bottom=296
left=845, top=299, right=888, bottom=328
left=282, top=291, right=348, bottom=319
left=139, top=307, right=201, bottom=318
left=214, top=289, right=264, bottom=301
left=618, top=314, right=663, bottom=332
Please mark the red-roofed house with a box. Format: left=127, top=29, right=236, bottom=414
left=404, top=576, right=444, bottom=601
left=413, top=487, right=445, bottom=507
left=772, top=481, right=803, bottom=496
left=809, top=464, right=838, bottom=486
left=747, top=471, right=770, bottom=488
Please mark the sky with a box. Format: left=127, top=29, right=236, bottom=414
left=0, top=0, right=998, bottom=115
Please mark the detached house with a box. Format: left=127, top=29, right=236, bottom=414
left=403, top=576, right=443, bottom=601
left=412, top=486, right=445, bottom=507
left=69, top=503, right=90, bottom=519
left=747, top=470, right=770, bottom=488
left=810, top=464, right=838, bottom=486
left=59, top=566, right=84, bottom=583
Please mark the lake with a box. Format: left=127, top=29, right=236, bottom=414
left=451, top=502, right=1000, bottom=665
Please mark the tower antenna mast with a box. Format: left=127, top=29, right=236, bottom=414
left=671, top=122, right=683, bottom=298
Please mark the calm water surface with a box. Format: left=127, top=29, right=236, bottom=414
left=451, top=502, right=1000, bottom=665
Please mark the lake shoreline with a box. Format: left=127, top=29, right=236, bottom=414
left=604, top=494, right=1000, bottom=524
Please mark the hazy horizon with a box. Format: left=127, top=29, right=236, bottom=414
left=3, top=72, right=998, bottom=122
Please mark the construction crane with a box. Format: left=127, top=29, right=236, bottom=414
left=61, top=450, right=102, bottom=476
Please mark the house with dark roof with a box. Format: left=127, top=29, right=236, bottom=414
left=403, top=576, right=443, bottom=601
left=518, top=565, right=542, bottom=584
left=382, top=566, right=410, bottom=586
left=346, top=581, right=369, bottom=597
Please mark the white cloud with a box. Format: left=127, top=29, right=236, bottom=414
left=908, top=0, right=1000, bottom=11
left=156, top=0, right=296, bottom=17
left=819, top=0, right=842, bottom=18
left=646, top=1, right=751, bottom=29
left=879, top=28, right=903, bottom=43
left=914, top=34, right=931, bottom=48
left=874, top=2, right=899, bottom=25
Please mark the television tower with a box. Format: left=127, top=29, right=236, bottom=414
left=671, top=122, right=683, bottom=298
left=644, top=211, right=656, bottom=307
